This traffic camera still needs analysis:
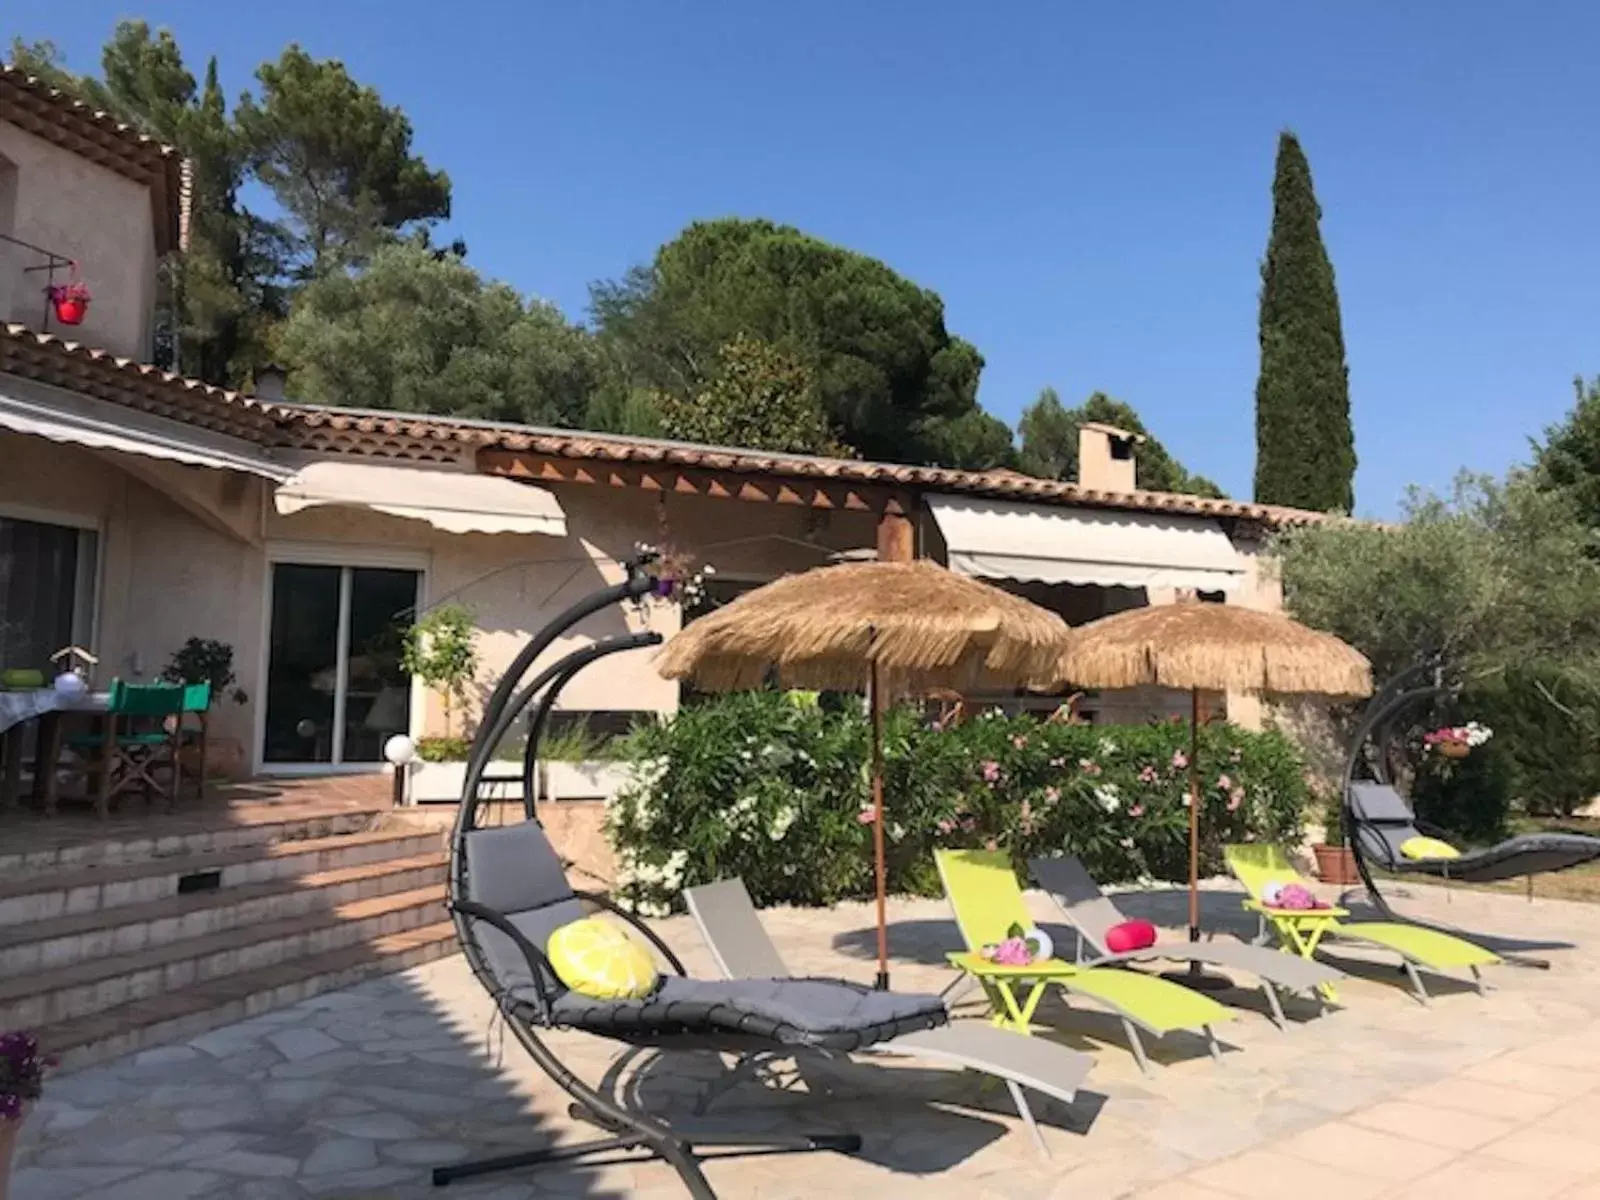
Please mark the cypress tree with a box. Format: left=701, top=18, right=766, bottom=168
left=1253, top=132, right=1355, bottom=512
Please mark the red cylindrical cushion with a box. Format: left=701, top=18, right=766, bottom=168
left=1103, top=919, right=1159, bottom=954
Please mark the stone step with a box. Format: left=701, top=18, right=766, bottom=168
left=0, top=827, right=443, bottom=925
left=0, top=800, right=388, bottom=874
left=37, top=921, right=460, bottom=1070
left=0, top=884, right=450, bottom=1029
left=0, top=851, right=449, bottom=976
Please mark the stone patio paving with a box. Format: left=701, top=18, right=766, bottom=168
left=16, top=877, right=1600, bottom=1199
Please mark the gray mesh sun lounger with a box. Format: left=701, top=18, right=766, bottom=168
left=1028, top=855, right=1344, bottom=1027
left=684, top=877, right=1093, bottom=1159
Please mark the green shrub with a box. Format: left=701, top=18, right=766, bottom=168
left=607, top=694, right=1311, bottom=914
left=1466, top=667, right=1600, bottom=818
left=1412, top=739, right=1513, bottom=845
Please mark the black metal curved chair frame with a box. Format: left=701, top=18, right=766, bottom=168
left=1340, top=663, right=1600, bottom=968
left=432, top=551, right=947, bottom=1197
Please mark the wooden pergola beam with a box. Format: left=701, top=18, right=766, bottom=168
left=477, top=448, right=908, bottom=517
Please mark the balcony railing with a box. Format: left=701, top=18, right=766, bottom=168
left=0, top=231, right=77, bottom=333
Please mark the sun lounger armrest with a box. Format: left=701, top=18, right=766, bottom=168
left=450, top=898, right=563, bottom=1015
left=574, top=888, right=688, bottom=976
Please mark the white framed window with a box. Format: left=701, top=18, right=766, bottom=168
left=0, top=503, right=100, bottom=673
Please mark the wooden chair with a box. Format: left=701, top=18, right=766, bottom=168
left=174, top=682, right=213, bottom=801
left=67, top=680, right=188, bottom=817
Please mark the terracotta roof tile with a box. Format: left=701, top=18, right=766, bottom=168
left=0, top=63, right=186, bottom=253
left=0, top=324, right=284, bottom=442
left=0, top=324, right=1329, bottom=529
left=273, top=403, right=1327, bottom=528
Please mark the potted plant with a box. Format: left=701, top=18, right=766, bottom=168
left=161, top=639, right=249, bottom=779
left=1311, top=790, right=1360, bottom=885
left=401, top=606, right=480, bottom=798
left=1, top=1030, right=50, bottom=1200
left=46, top=272, right=91, bottom=326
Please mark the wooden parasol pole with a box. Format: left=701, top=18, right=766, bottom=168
left=1188, top=685, right=1201, bottom=943
left=870, top=658, right=890, bottom=990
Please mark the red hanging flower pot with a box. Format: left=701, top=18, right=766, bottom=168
left=47, top=272, right=92, bottom=327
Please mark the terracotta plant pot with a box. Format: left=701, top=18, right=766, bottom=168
left=0, top=1106, right=25, bottom=1200
left=205, top=735, right=247, bottom=780
left=1437, top=742, right=1470, bottom=759
left=1312, top=843, right=1361, bottom=886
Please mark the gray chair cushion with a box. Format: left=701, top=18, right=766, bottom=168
left=1348, top=782, right=1418, bottom=824
left=540, top=976, right=949, bottom=1052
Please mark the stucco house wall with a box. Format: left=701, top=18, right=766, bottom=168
left=0, top=123, right=158, bottom=360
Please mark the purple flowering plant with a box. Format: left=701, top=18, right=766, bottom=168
left=0, top=1030, right=51, bottom=1122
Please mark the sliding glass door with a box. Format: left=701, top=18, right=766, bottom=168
left=262, top=562, right=420, bottom=768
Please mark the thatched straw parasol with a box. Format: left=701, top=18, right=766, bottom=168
left=657, top=559, right=1072, bottom=987
left=1059, top=600, right=1372, bottom=986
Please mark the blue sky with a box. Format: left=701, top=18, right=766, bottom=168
left=12, top=3, right=1600, bottom=516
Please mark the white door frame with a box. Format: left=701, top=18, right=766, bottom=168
left=255, top=541, right=430, bottom=776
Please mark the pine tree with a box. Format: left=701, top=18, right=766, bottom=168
left=1253, top=132, right=1355, bottom=512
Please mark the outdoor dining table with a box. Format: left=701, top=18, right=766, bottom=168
left=0, top=687, right=111, bottom=811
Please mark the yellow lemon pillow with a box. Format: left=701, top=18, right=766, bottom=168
left=546, top=917, right=659, bottom=1000
left=1400, top=836, right=1460, bottom=861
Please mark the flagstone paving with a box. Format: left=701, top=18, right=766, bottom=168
left=16, top=877, right=1600, bottom=1198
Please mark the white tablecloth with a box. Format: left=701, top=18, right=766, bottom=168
left=0, top=689, right=110, bottom=735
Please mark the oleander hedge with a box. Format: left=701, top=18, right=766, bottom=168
left=606, top=691, right=1311, bottom=914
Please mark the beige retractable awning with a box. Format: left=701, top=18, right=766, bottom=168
left=0, top=382, right=290, bottom=480
left=927, top=493, right=1245, bottom=593
left=274, top=460, right=567, bottom=536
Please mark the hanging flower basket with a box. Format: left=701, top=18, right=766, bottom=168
left=1424, top=722, right=1490, bottom=760
left=47, top=270, right=92, bottom=327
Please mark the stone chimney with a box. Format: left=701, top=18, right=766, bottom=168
left=251, top=362, right=288, bottom=401
left=1077, top=422, right=1145, bottom=492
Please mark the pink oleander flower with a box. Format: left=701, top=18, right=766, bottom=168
left=981, top=760, right=1002, bottom=783
left=1011, top=735, right=1029, bottom=750
left=1138, top=764, right=1160, bottom=784
left=1227, top=788, right=1245, bottom=812
left=1172, top=751, right=1189, bottom=770
left=1079, top=758, right=1102, bottom=776
left=936, top=817, right=957, bottom=835
left=1129, top=803, right=1145, bottom=817
left=856, top=806, right=876, bottom=824
left=1216, top=773, right=1233, bottom=791
left=984, top=838, right=999, bottom=852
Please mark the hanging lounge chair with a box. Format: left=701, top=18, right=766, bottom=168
left=683, top=876, right=1093, bottom=1159
left=436, top=551, right=1001, bottom=1198
left=441, top=818, right=957, bottom=1196
left=1348, top=781, right=1600, bottom=884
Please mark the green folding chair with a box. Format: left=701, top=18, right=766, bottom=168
left=1225, top=843, right=1499, bottom=1004
left=68, top=680, right=189, bottom=817
left=935, top=848, right=1235, bottom=1075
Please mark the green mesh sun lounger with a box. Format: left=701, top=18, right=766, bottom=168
left=1224, top=843, right=1500, bottom=1004
left=683, top=877, right=1092, bottom=1159
left=1029, top=854, right=1343, bottom=1027
left=936, top=849, right=1235, bottom=1075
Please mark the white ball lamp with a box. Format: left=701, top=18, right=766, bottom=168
left=384, top=734, right=416, bottom=807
